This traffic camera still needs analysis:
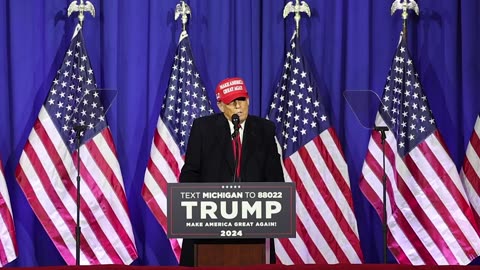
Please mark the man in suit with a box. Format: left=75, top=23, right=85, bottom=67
left=179, top=77, right=284, bottom=266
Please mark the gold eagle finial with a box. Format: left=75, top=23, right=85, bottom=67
left=283, top=0, right=311, bottom=38
left=391, top=0, right=419, bottom=19
left=175, top=0, right=191, bottom=34
left=68, top=0, right=95, bottom=24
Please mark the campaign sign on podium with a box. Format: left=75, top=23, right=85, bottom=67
left=167, top=182, right=296, bottom=239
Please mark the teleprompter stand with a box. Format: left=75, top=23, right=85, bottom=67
left=344, top=90, right=391, bottom=263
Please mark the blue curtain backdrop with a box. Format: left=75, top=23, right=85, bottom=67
left=1, top=0, right=479, bottom=266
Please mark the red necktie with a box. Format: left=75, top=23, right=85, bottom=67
left=232, top=127, right=242, bottom=178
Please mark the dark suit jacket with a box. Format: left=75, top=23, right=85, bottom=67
left=180, top=113, right=284, bottom=183
left=178, top=113, right=284, bottom=266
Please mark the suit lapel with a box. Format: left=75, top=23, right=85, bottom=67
left=241, top=117, right=256, bottom=178
left=215, top=114, right=235, bottom=174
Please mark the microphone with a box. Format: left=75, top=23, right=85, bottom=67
left=231, top=114, right=240, bottom=138
left=231, top=113, right=240, bottom=182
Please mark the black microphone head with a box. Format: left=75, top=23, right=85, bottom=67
left=231, top=114, right=240, bottom=127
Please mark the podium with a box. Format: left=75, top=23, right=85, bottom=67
left=167, top=182, right=296, bottom=267
left=194, top=240, right=265, bottom=266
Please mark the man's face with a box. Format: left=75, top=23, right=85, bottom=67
left=218, top=97, right=249, bottom=123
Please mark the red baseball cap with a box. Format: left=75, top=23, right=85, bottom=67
left=215, top=77, right=249, bottom=104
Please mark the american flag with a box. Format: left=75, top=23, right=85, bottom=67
left=15, top=25, right=138, bottom=265
left=0, top=159, right=17, bottom=266
left=460, top=115, right=480, bottom=226
left=142, top=32, right=213, bottom=261
left=267, top=34, right=363, bottom=264
left=359, top=34, right=480, bottom=264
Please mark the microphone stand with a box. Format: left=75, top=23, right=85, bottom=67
left=374, top=125, right=389, bottom=264
left=73, top=125, right=86, bottom=266
left=231, top=114, right=240, bottom=182
left=231, top=129, right=240, bottom=182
